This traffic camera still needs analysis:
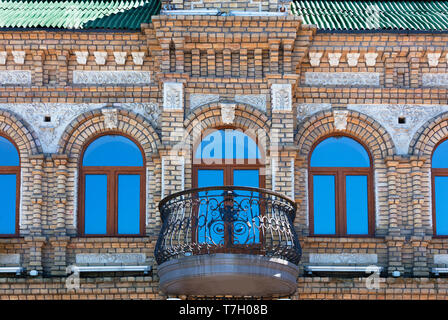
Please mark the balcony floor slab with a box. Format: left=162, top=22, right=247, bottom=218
left=158, top=253, right=299, bottom=297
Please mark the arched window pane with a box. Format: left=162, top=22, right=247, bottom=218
left=84, top=174, right=108, bottom=235
left=310, top=136, right=370, bottom=167
left=313, top=175, right=336, bottom=234
left=0, top=136, right=19, bottom=166
left=435, top=176, right=448, bottom=235
left=117, top=174, right=141, bottom=235
left=432, top=140, right=448, bottom=168
left=346, top=175, right=369, bottom=235
left=0, top=174, right=16, bottom=234
left=195, top=129, right=260, bottom=160
left=82, top=135, right=143, bottom=166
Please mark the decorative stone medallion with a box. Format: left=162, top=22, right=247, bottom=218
left=163, top=82, right=184, bottom=110
left=221, top=103, right=235, bottom=124
left=271, top=83, right=292, bottom=111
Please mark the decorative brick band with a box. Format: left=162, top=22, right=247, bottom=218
left=0, top=103, right=160, bottom=154
left=295, top=109, right=395, bottom=160
left=304, top=72, right=381, bottom=87
left=409, top=111, right=448, bottom=156
left=72, top=71, right=151, bottom=85
left=349, top=104, right=448, bottom=155
left=59, top=108, right=161, bottom=157
left=0, top=70, right=31, bottom=85
left=184, top=102, right=270, bottom=137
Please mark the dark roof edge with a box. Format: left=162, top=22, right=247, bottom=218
left=0, top=27, right=143, bottom=33
left=316, top=28, right=448, bottom=35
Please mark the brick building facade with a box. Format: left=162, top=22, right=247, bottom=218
left=1, top=0, right=448, bottom=300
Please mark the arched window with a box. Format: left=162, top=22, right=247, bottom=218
left=0, top=136, right=19, bottom=237
left=193, top=128, right=265, bottom=245
left=79, top=134, right=145, bottom=236
left=193, top=128, right=264, bottom=188
left=309, top=135, right=374, bottom=236
left=432, top=139, right=448, bottom=236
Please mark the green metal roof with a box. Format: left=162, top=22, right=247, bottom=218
left=0, top=0, right=161, bottom=30
left=291, top=0, right=448, bottom=31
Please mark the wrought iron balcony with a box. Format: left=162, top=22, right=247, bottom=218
left=155, top=186, right=302, bottom=297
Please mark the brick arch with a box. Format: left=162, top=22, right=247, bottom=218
left=409, top=111, right=448, bottom=157
left=183, top=102, right=271, bottom=155
left=295, top=109, right=395, bottom=161
left=58, top=108, right=161, bottom=160
left=0, top=109, right=42, bottom=157
left=184, top=102, right=270, bottom=135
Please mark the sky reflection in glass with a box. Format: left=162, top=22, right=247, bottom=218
left=313, top=175, right=336, bottom=234
left=0, top=174, right=16, bottom=234
left=84, top=174, right=107, bottom=235
left=346, top=175, right=369, bottom=235
left=83, top=135, right=143, bottom=166
left=195, top=129, right=260, bottom=160
left=118, top=174, right=140, bottom=235
left=0, top=136, right=19, bottom=166
left=311, top=136, right=370, bottom=167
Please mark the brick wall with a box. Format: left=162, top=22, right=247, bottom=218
left=0, top=10, right=448, bottom=300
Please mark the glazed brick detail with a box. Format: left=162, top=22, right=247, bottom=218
left=1, top=10, right=448, bottom=300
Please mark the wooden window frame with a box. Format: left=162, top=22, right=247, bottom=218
left=192, top=126, right=266, bottom=251
left=0, top=134, right=20, bottom=238
left=431, top=137, right=448, bottom=238
left=308, top=134, right=375, bottom=237
left=78, top=132, right=146, bottom=237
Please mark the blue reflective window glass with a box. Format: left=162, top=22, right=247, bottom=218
left=435, top=176, right=448, bottom=235
left=313, top=175, right=336, bottom=235
left=433, top=140, right=448, bottom=168
left=311, top=136, right=370, bottom=167
left=195, top=129, right=260, bottom=160
left=197, top=169, right=224, bottom=244
left=346, top=175, right=369, bottom=235
left=0, top=174, right=16, bottom=234
left=84, top=175, right=107, bottom=235
left=0, top=137, right=19, bottom=166
left=118, top=175, right=140, bottom=235
left=233, top=169, right=260, bottom=244
left=83, top=135, right=143, bottom=167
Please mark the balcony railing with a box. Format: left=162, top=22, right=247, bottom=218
left=155, top=186, right=301, bottom=266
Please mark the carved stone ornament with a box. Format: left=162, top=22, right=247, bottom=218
left=427, top=52, right=442, bottom=67
left=102, top=108, right=119, bottom=129
left=271, top=83, right=292, bottom=111
left=190, top=94, right=220, bottom=110
left=0, top=51, right=7, bottom=65
left=0, top=71, right=32, bottom=85
left=0, top=103, right=160, bottom=154
left=221, top=103, right=235, bottom=124
left=72, top=71, right=151, bottom=85
left=364, top=52, right=378, bottom=67
left=349, top=103, right=448, bottom=154
left=12, top=51, right=25, bottom=64
left=94, top=51, right=107, bottom=65
left=328, top=53, right=342, bottom=67
left=333, top=109, right=348, bottom=130
left=347, top=52, right=360, bottom=67
left=305, top=72, right=380, bottom=87
left=113, top=51, right=127, bottom=65
left=309, top=52, right=323, bottom=67
left=163, top=82, right=183, bottom=110
left=234, top=94, right=267, bottom=112
left=74, top=51, right=88, bottom=65
left=131, top=52, right=145, bottom=65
